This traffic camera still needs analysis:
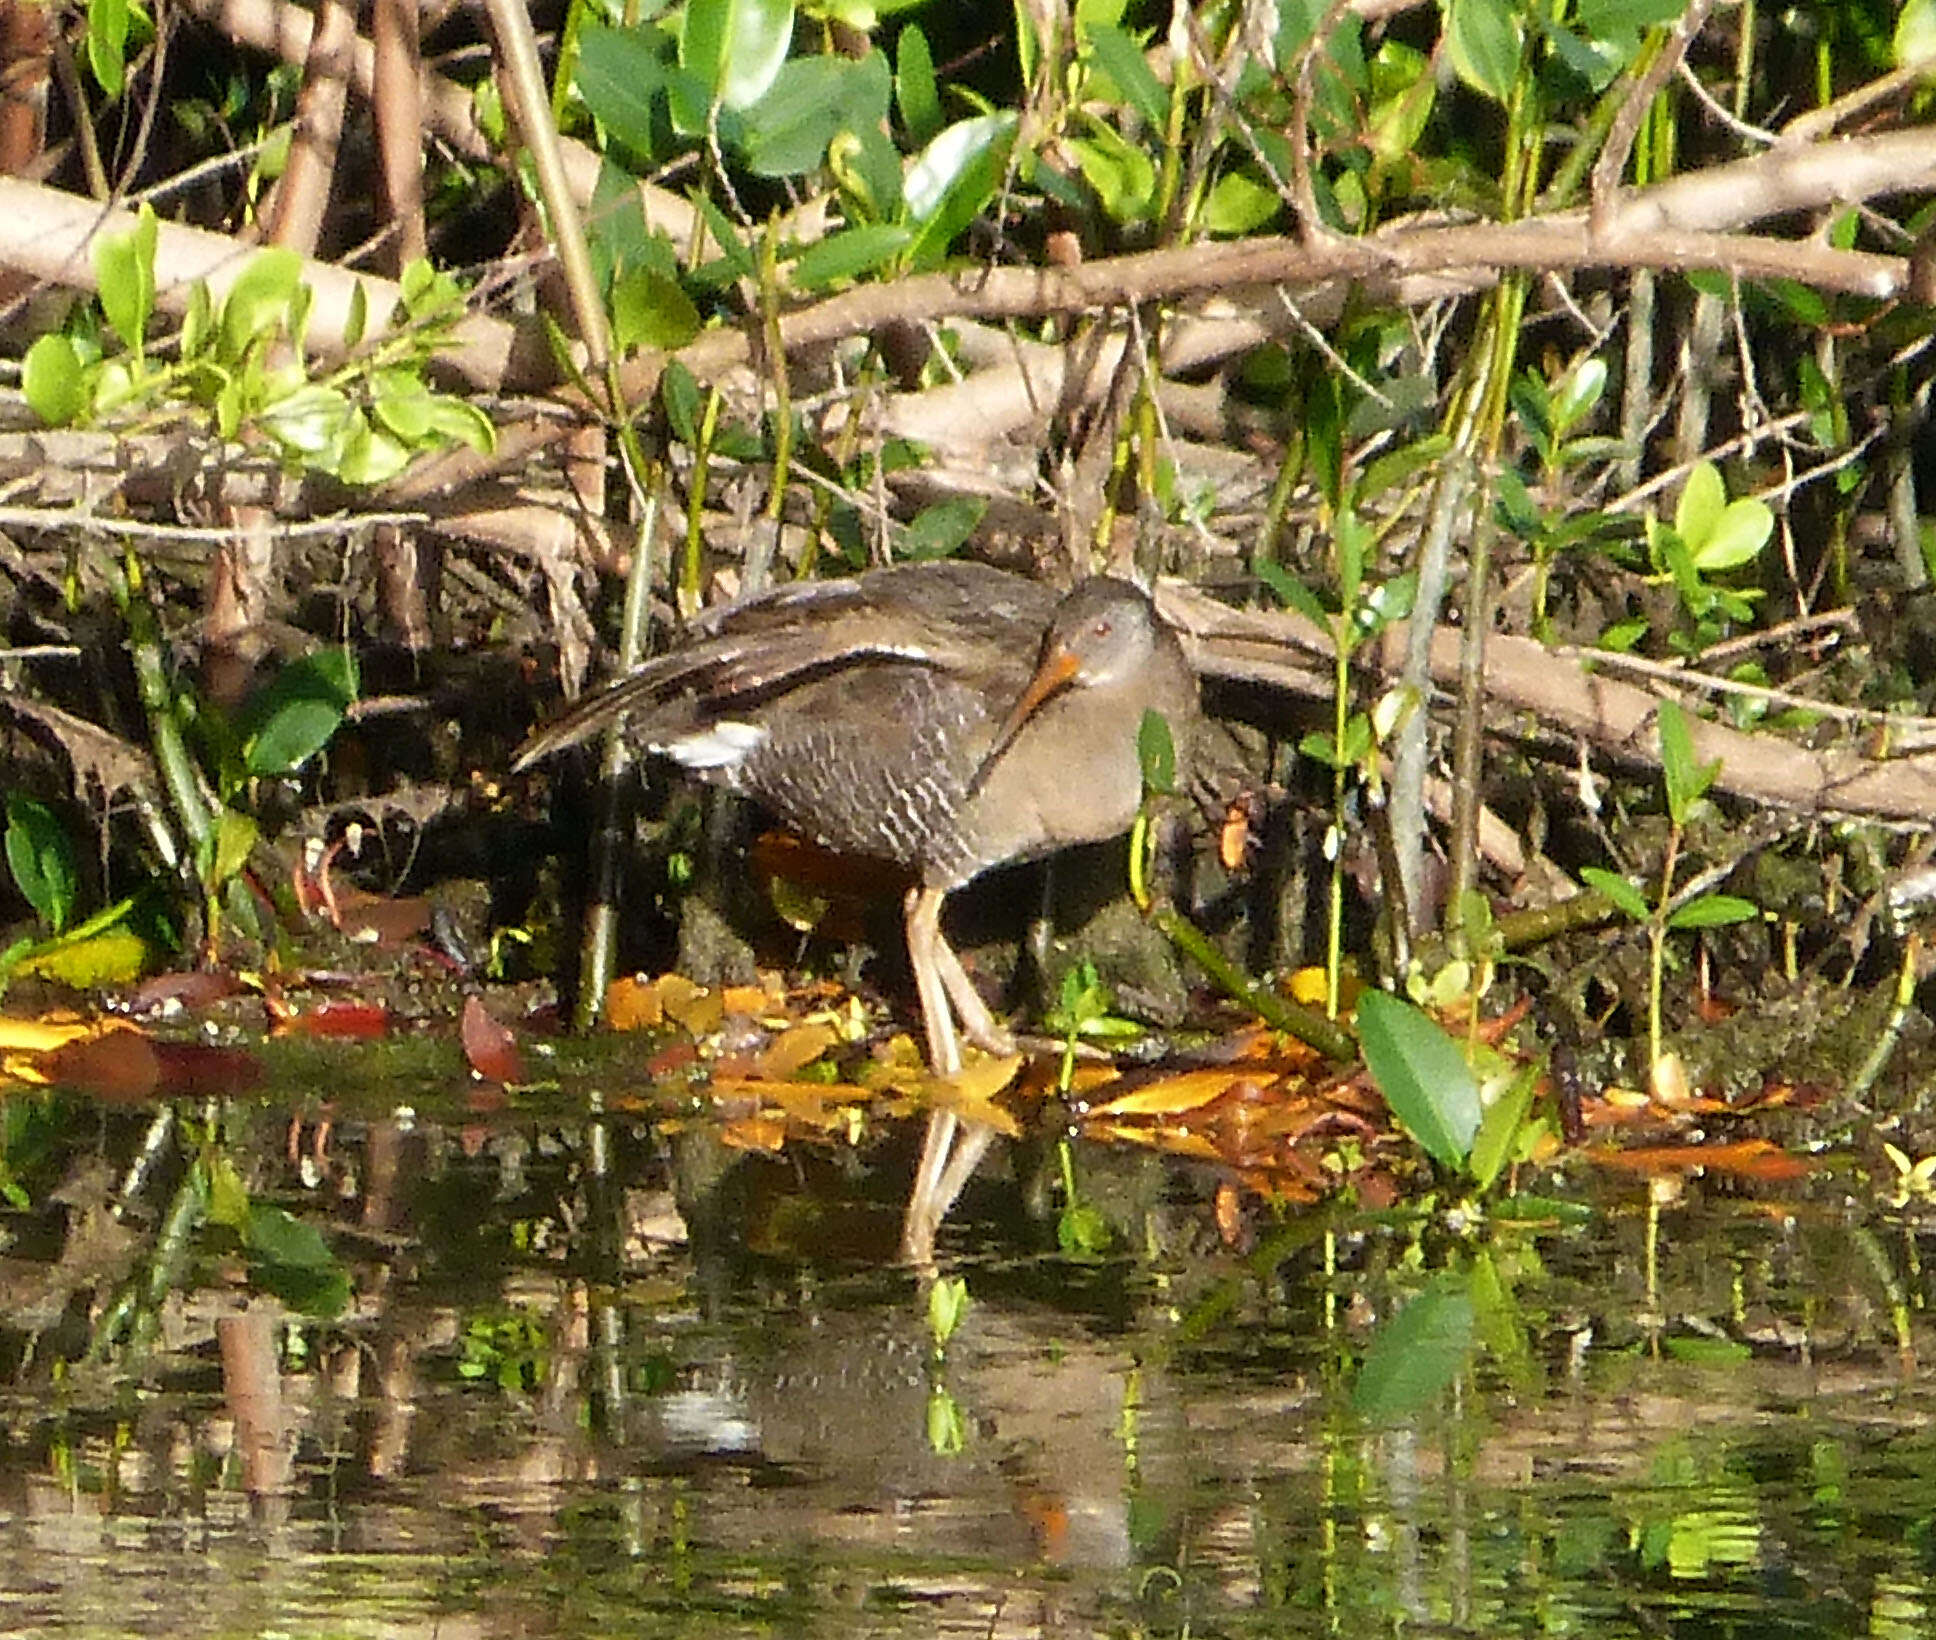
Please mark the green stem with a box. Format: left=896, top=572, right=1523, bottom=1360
left=1324, top=630, right=1348, bottom=1017
left=1153, top=906, right=1356, bottom=1062
left=1646, top=822, right=1681, bottom=1072
left=116, top=548, right=214, bottom=859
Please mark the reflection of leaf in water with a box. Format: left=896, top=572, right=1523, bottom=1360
left=1352, top=1271, right=1477, bottom=1426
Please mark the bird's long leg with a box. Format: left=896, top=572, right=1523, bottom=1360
left=902, top=885, right=962, bottom=1264
left=932, top=932, right=1015, bottom=1055
left=928, top=1115, right=996, bottom=1229
left=919, top=922, right=1004, bottom=1233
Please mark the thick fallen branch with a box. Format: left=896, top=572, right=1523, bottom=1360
left=1158, top=582, right=1936, bottom=828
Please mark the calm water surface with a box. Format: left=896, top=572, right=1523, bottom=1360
left=0, top=1101, right=1928, bottom=1640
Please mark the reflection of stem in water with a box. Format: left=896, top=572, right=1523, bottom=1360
left=91, top=1134, right=208, bottom=1362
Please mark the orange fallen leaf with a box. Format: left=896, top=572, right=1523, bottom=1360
left=1090, top=1123, right=1227, bottom=1161
left=1586, top=1138, right=1812, bottom=1183
left=1214, top=1180, right=1246, bottom=1245
left=605, top=975, right=664, bottom=1031
left=721, top=982, right=776, bottom=1016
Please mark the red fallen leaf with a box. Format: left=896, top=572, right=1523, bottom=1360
left=461, top=995, right=525, bottom=1084
left=332, top=892, right=434, bottom=947
left=39, top=1027, right=161, bottom=1102
left=1587, top=1138, right=1812, bottom=1183
left=1351, top=1166, right=1401, bottom=1210
left=272, top=1000, right=392, bottom=1039
left=151, top=1040, right=263, bottom=1096
left=124, top=969, right=247, bottom=1015
left=467, top=1083, right=511, bottom=1113
left=645, top=1038, right=701, bottom=1077
left=749, top=830, right=911, bottom=942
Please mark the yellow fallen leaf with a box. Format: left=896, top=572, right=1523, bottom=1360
left=710, top=1076, right=872, bottom=1131
left=1084, top=1067, right=1254, bottom=1120
left=0, top=1015, right=101, bottom=1054
left=659, top=974, right=722, bottom=1034
left=756, top=1022, right=840, bottom=1079
left=1091, top=1124, right=1227, bottom=1161
left=927, top=1053, right=1025, bottom=1137
left=720, top=1116, right=787, bottom=1152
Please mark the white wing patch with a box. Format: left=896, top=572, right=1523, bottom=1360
left=660, top=720, right=768, bottom=769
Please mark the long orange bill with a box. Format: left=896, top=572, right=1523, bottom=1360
left=968, top=644, right=1081, bottom=796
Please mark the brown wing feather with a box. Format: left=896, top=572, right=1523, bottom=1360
left=515, top=563, right=1055, bottom=769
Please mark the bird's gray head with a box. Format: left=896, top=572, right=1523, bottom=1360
left=1041, top=577, right=1161, bottom=687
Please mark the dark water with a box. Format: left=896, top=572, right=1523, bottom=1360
left=0, top=1091, right=1929, bottom=1640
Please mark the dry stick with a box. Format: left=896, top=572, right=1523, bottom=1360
left=1615, top=267, right=1654, bottom=497
left=479, top=0, right=650, bottom=1027
left=479, top=0, right=611, bottom=376
left=1391, top=457, right=1471, bottom=947
left=209, top=0, right=329, bottom=695
left=576, top=491, right=663, bottom=1034
left=0, top=122, right=1926, bottom=492
left=1589, top=0, right=1713, bottom=238
left=1163, top=581, right=1936, bottom=827
left=1285, top=0, right=1357, bottom=240
left=44, top=26, right=106, bottom=201
left=1, top=106, right=1919, bottom=423
left=371, top=0, right=427, bottom=269
left=265, top=0, right=354, bottom=255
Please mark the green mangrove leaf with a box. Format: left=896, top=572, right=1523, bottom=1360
left=576, top=22, right=672, bottom=154
left=1667, top=894, right=1758, bottom=931
left=241, top=649, right=359, bottom=776
left=905, top=111, right=1018, bottom=260
left=94, top=201, right=157, bottom=357
left=895, top=23, right=942, bottom=146
left=22, top=335, right=86, bottom=427
left=1082, top=21, right=1167, bottom=128
left=220, top=248, right=303, bottom=358
left=1445, top=0, right=1521, bottom=104
left=682, top=0, right=794, bottom=114
left=5, top=795, right=78, bottom=933
left=1356, top=989, right=1481, bottom=1170
left=611, top=267, right=702, bottom=352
